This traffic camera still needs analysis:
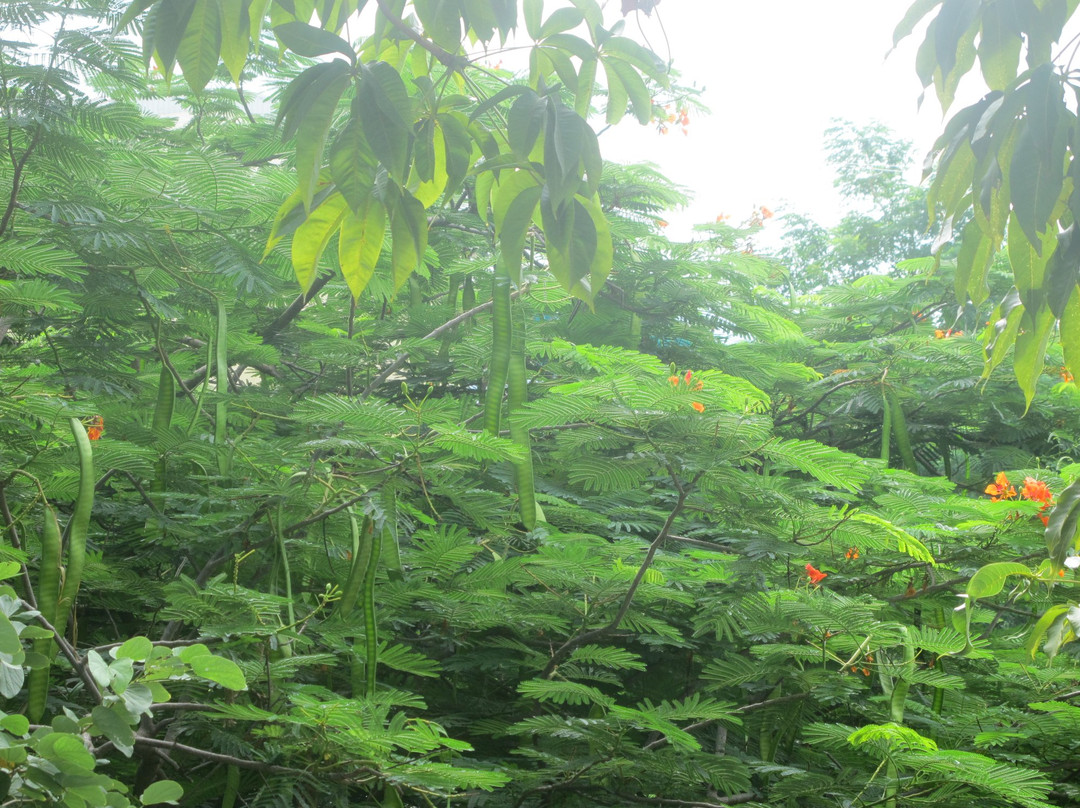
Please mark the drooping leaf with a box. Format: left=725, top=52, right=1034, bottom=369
left=291, top=192, right=349, bottom=292
left=175, top=0, right=222, bottom=93
left=338, top=194, right=386, bottom=299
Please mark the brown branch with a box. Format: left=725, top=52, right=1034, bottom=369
left=0, top=485, right=36, bottom=609
left=0, top=125, right=43, bottom=239
left=884, top=577, right=967, bottom=603
left=774, top=378, right=867, bottom=427
left=130, top=737, right=380, bottom=782
left=616, top=793, right=757, bottom=808
left=541, top=487, right=691, bottom=678
left=359, top=288, right=524, bottom=399
left=371, top=0, right=466, bottom=69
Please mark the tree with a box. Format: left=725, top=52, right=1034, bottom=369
left=897, top=0, right=1080, bottom=409
left=778, top=121, right=936, bottom=292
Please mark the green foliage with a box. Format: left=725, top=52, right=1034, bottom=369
left=4, top=2, right=1080, bottom=808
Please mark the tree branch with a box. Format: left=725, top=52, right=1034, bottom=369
left=541, top=487, right=691, bottom=678
left=359, top=288, right=524, bottom=399
left=371, top=0, right=467, bottom=69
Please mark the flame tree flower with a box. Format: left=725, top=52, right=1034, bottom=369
left=1020, top=477, right=1052, bottom=505
left=805, top=564, right=827, bottom=585
left=985, top=472, right=1016, bottom=502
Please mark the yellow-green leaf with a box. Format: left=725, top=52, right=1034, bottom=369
left=338, top=195, right=386, bottom=299
left=291, top=192, right=348, bottom=292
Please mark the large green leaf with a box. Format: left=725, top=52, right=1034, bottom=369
left=1012, top=304, right=1054, bottom=412
left=389, top=189, right=428, bottom=292
left=175, top=0, right=222, bottom=93
left=359, top=62, right=412, bottom=181
left=219, top=0, right=252, bottom=82
left=966, top=561, right=1035, bottom=600
left=294, top=66, right=351, bottom=209
left=338, top=194, right=386, bottom=298
left=1061, top=285, right=1080, bottom=379
left=493, top=170, right=542, bottom=285
left=329, top=118, right=378, bottom=213
left=1046, top=477, right=1080, bottom=567
left=291, top=191, right=349, bottom=291
left=274, top=20, right=355, bottom=59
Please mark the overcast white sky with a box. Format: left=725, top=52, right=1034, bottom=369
left=598, top=0, right=985, bottom=235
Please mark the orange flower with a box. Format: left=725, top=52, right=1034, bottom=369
left=86, top=415, right=104, bottom=441
left=985, top=472, right=1016, bottom=502
left=1059, top=568, right=1065, bottom=577
left=1020, top=477, right=1052, bottom=505
left=657, top=219, right=668, bottom=228
left=693, top=380, right=703, bottom=391
left=935, top=329, right=945, bottom=339
left=1063, top=367, right=1075, bottom=383
left=845, top=547, right=859, bottom=560
left=1042, top=514, right=1051, bottom=527
left=684, top=370, right=693, bottom=384
left=715, top=213, right=730, bottom=223
left=691, top=401, right=705, bottom=413
left=760, top=205, right=773, bottom=219
left=805, top=563, right=827, bottom=585
left=668, top=375, right=680, bottom=386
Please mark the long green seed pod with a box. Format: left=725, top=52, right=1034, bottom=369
left=507, top=302, right=536, bottom=529
left=483, top=269, right=513, bottom=435
left=150, top=364, right=174, bottom=513
left=275, top=501, right=294, bottom=658
left=887, top=390, right=917, bottom=473
left=880, top=389, right=892, bottom=465
left=215, top=300, right=230, bottom=477
left=362, top=524, right=381, bottom=697
left=380, top=493, right=404, bottom=583
left=338, top=515, right=373, bottom=617
left=461, top=274, right=475, bottom=312
left=885, top=627, right=914, bottom=808
left=27, top=505, right=62, bottom=722
left=56, top=417, right=93, bottom=643
left=221, top=765, right=240, bottom=808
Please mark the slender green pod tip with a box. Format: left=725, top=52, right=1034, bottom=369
left=215, top=301, right=230, bottom=474
left=55, top=417, right=93, bottom=641
left=887, top=390, right=917, bottom=474
left=363, top=524, right=382, bottom=697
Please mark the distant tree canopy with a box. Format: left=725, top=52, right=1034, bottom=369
left=778, top=122, right=935, bottom=292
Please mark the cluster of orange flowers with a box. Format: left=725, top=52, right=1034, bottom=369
left=657, top=104, right=690, bottom=135
left=747, top=205, right=773, bottom=228
left=985, top=472, right=1054, bottom=525
left=845, top=547, right=860, bottom=560
left=86, top=415, right=104, bottom=441
left=934, top=329, right=963, bottom=339
left=669, top=370, right=705, bottom=412
left=805, top=563, right=827, bottom=585
left=1062, top=366, right=1074, bottom=383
